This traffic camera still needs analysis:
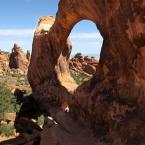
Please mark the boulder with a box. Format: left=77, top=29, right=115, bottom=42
left=83, top=64, right=96, bottom=75
left=74, top=53, right=83, bottom=59
left=4, top=113, right=16, bottom=122
left=40, top=108, right=101, bottom=145
left=9, top=43, right=29, bottom=72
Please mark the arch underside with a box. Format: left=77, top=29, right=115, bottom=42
left=27, top=0, right=145, bottom=144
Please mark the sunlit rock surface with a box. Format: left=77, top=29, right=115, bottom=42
left=9, top=43, right=29, bottom=73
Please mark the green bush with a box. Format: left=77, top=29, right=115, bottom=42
left=0, top=72, right=29, bottom=137
left=37, top=115, right=45, bottom=126
left=70, top=70, right=91, bottom=85
left=0, top=84, right=20, bottom=120
left=0, top=125, right=15, bottom=137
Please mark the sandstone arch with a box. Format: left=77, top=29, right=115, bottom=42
left=28, top=0, right=145, bottom=144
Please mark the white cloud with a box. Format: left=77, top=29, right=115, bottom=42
left=0, top=29, right=103, bottom=40
left=70, top=32, right=103, bottom=39
left=0, top=40, right=30, bottom=45
left=0, top=29, right=103, bottom=54
left=0, top=29, right=34, bottom=36
left=0, top=39, right=32, bottom=52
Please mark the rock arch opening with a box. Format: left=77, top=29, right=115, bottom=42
left=68, top=20, right=103, bottom=85
left=18, top=0, right=145, bottom=144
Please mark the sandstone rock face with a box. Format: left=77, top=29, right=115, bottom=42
left=0, top=51, right=10, bottom=72
left=26, top=50, right=31, bottom=61
left=40, top=108, right=101, bottom=145
left=69, top=53, right=98, bottom=75
left=9, top=43, right=29, bottom=73
left=28, top=1, right=145, bottom=145
left=28, top=16, right=77, bottom=102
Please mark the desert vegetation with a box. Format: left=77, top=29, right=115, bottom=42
left=0, top=63, right=90, bottom=139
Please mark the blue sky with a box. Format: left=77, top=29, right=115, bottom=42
left=0, top=0, right=103, bottom=56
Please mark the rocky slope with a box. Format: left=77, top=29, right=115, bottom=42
left=69, top=53, right=98, bottom=75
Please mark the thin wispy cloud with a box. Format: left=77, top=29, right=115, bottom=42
left=0, top=29, right=103, bottom=55
left=0, top=29, right=34, bottom=36
left=0, top=29, right=34, bottom=51
left=0, top=39, right=32, bottom=52
left=0, top=40, right=30, bottom=45
left=70, top=32, right=103, bottom=39
left=0, top=29, right=103, bottom=40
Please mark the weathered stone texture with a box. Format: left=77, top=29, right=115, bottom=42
left=9, top=43, right=29, bottom=72
left=27, top=1, right=145, bottom=144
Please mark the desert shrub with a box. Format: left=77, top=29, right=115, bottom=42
left=37, top=115, right=45, bottom=126
left=0, top=72, right=30, bottom=136
left=0, top=83, right=20, bottom=120
left=0, top=125, right=15, bottom=137
left=11, top=73, right=19, bottom=78
left=10, top=71, right=25, bottom=77
left=70, top=70, right=91, bottom=85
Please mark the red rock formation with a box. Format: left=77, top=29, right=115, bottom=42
left=9, top=43, right=29, bottom=72
left=69, top=53, right=98, bottom=75
left=0, top=51, right=10, bottom=72
left=27, top=1, right=145, bottom=145
left=28, top=16, right=77, bottom=101
left=26, top=50, right=31, bottom=61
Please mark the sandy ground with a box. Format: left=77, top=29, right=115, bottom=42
left=0, top=135, right=15, bottom=142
